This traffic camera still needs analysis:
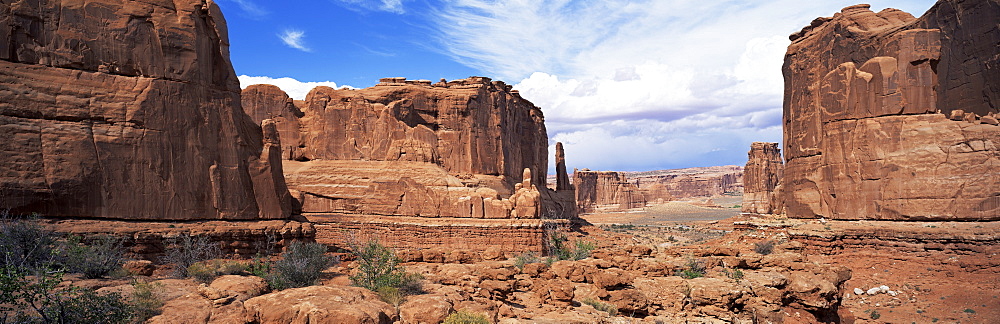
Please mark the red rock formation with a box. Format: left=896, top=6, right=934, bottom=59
left=742, top=143, right=783, bottom=214
left=555, top=142, right=572, bottom=191
left=0, top=0, right=292, bottom=220
left=241, top=84, right=304, bottom=161
left=242, top=78, right=572, bottom=252
left=244, top=77, right=552, bottom=220
left=295, top=76, right=547, bottom=188
left=574, top=169, right=646, bottom=213
left=626, top=166, right=743, bottom=203
left=782, top=1, right=1000, bottom=220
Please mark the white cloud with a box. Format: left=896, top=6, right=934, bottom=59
left=279, top=29, right=310, bottom=52
left=238, top=75, right=354, bottom=100
left=335, top=0, right=408, bottom=14
left=431, top=0, right=936, bottom=171
left=218, top=0, right=268, bottom=18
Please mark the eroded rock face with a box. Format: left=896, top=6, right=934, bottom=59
left=627, top=166, right=743, bottom=203
left=0, top=0, right=291, bottom=220
left=241, top=84, right=303, bottom=161
left=574, top=169, right=646, bottom=213
left=782, top=1, right=1000, bottom=220
left=244, top=77, right=553, bottom=220
left=742, top=142, right=783, bottom=214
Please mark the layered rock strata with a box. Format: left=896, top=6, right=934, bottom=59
left=626, top=166, right=743, bottom=203
left=243, top=78, right=573, bottom=252
left=782, top=1, right=1000, bottom=220
left=245, top=77, right=550, bottom=220
left=574, top=170, right=646, bottom=213
left=742, top=143, right=783, bottom=214
left=43, top=219, right=314, bottom=260
left=0, top=0, right=292, bottom=220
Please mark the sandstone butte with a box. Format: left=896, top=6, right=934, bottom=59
left=0, top=0, right=292, bottom=221
left=242, top=78, right=577, bottom=253
left=573, top=169, right=646, bottom=213
left=782, top=0, right=1000, bottom=221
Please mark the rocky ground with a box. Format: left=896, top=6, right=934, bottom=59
left=39, top=200, right=997, bottom=323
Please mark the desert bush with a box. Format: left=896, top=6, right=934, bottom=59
left=754, top=240, right=775, bottom=255
left=581, top=297, right=618, bottom=316
left=267, top=241, right=336, bottom=290
left=442, top=310, right=491, bottom=324
left=187, top=259, right=250, bottom=284
left=161, top=234, right=221, bottom=278
left=0, top=213, right=57, bottom=271
left=130, top=280, right=164, bottom=322
left=724, top=268, right=744, bottom=281
left=377, top=286, right=405, bottom=307
left=0, top=266, right=132, bottom=324
left=58, top=235, right=127, bottom=279
left=514, top=252, right=541, bottom=270
left=677, top=258, right=706, bottom=279
left=545, top=231, right=595, bottom=261
left=349, top=239, right=405, bottom=291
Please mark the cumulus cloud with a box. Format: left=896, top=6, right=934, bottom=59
left=334, top=0, right=408, bottom=14
left=431, top=0, right=934, bottom=171
left=279, top=29, right=310, bottom=52
left=238, top=75, right=354, bottom=100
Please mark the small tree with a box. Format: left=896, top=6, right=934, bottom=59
left=349, top=239, right=405, bottom=291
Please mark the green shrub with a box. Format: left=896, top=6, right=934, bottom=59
left=58, top=235, right=127, bottom=279
left=0, top=213, right=57, bottom=271
left=442, top=310, right=491, bottom=324
left=349, top=239, right=405, bottom=291
left=268, top=241, right=336, bottom=289
left=161, top=234, right=221, bottom=278
left=545, top=231, right=595, bottom=261
left=581, top=297, right=618, bottom=316
left=131, top=280, right=164, bottom=322
left=0, top=266, right=132, bottom=324
left=724, top=268, right=744, bottom=281
left=754, top=240, right=775, bottom=255
left=677, top=258, right=706, bottom=279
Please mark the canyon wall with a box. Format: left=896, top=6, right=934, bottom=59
left=627, top=166, right=743, bottom=203
left=782, top=1, right=1000, bottom=220
left=245, top=77, right=557, bottom=220
left=0, top=0, right=292, bottom=220
left=742, top=142, right=783, bottom=214
left=574, top=170, right=646, bottom=213
left=243, top=78, right=573, bottom=252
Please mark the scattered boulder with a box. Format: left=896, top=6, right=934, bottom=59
left=243, top=286, right=396, bottom=323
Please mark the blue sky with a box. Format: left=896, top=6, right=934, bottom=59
left=218, top=0, right=937, bottom=173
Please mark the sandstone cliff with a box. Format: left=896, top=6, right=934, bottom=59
left=626, top=166, right=743, bottom=203
left=782, top=1, right=1000, bottom=220
left=574, top=169, right=646, bottom=213
left=0, top=0, right=292, bottom=220
left=244, top=77, right=550, bottom=220
left=742, top=142, right=783, bottom=214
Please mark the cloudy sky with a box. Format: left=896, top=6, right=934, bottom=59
left=219, top=0, right=936, bottom=173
